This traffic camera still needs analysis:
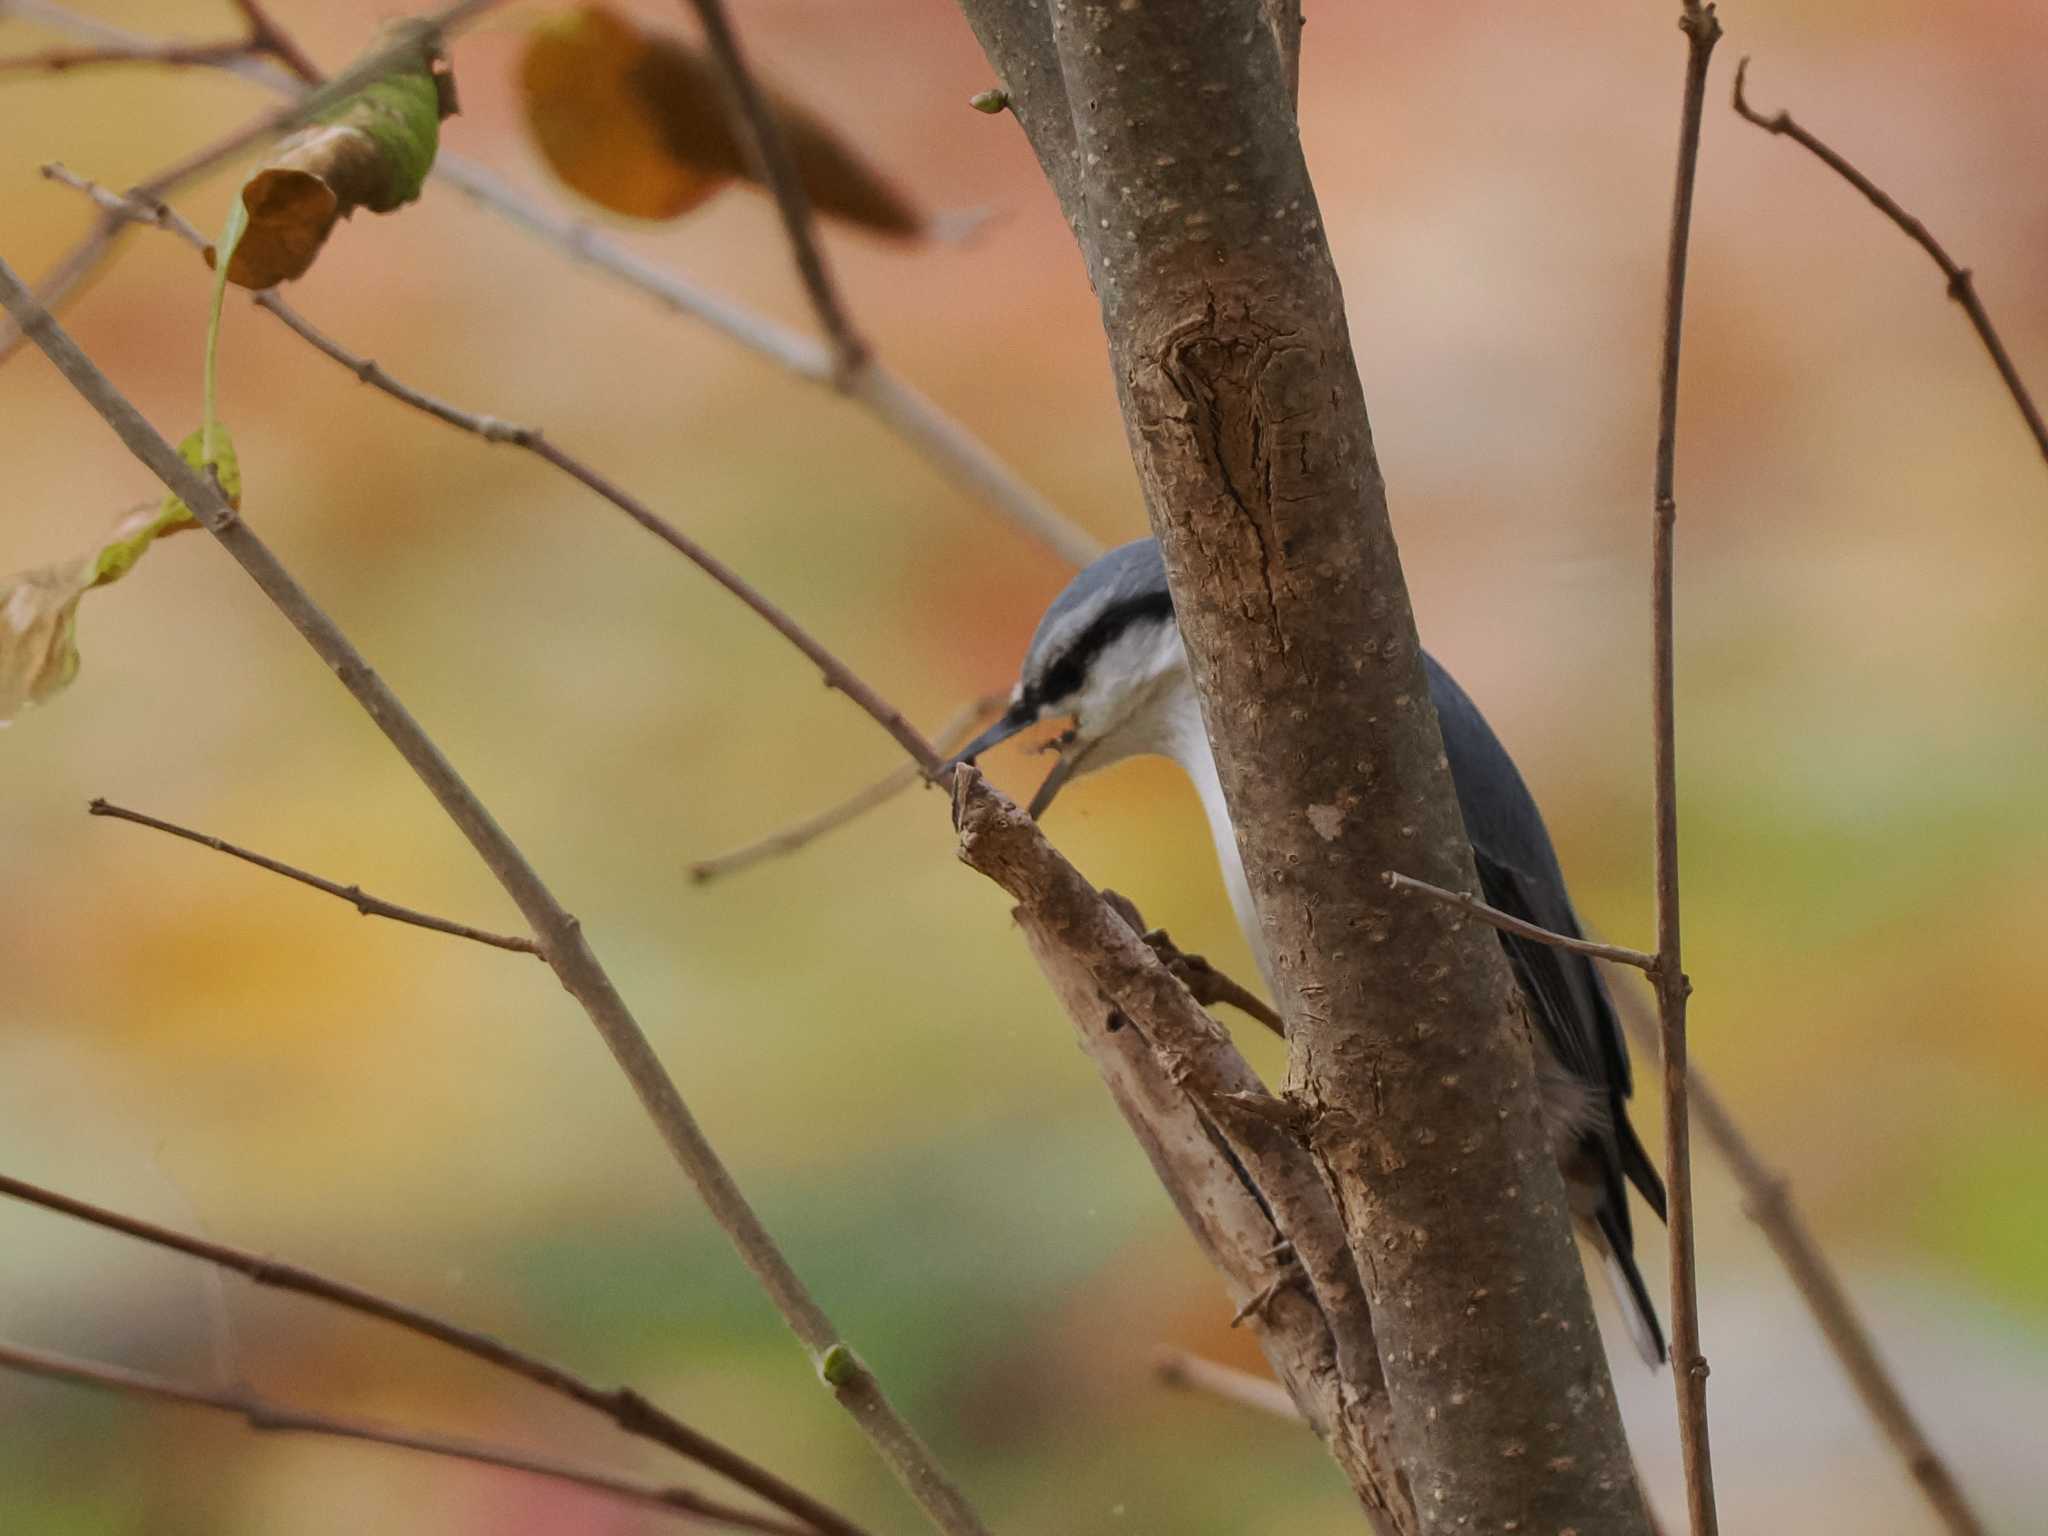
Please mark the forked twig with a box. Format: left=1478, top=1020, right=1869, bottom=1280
left=0, top=1339, right=808, bottom=1536
left=1731, top=58, right=2047, bottom=466
left=691, top=694, right=1006, bottom=883
left=228, top=0, right=323, bottom=84
left=89, top=797, right=542, bottom=956
left=1652, top=5, right=1723, bottom=1533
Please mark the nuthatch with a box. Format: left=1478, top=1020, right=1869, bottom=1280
left=954, top=538, right=1668, bottom=1367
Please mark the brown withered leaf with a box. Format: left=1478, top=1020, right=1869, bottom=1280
left=521, top=4, right=923, bottom=237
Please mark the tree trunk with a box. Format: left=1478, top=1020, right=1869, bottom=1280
left=953, top=3, right=1652, bottom=1529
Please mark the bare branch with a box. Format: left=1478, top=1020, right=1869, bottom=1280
left=1385, top=871, right=1662, bottom=974
left=1731, top=58, right=2048, bottom=466
left=0, top=1338, right=810, bottom=1535
left=953, top=770, right=1409, bottom=1534
left=88, top=797, right=543, bottom=956
left=1652, top=6, right=1724, bottom=1533
left=30, top=166, right=943, bottom=775
left=0, top=1170, right=870, bottom=1536
left=0, top=262, right=990, bottom=1536
left=1154, top=1349, right=1303, bottom=1423
left=680, top=0, right=865, bottom=381
left=691, top=694, right=1005, bottom=883
left=1610, top=994, right=1988, bottom=1536
left=0, top=36, right=254, bottom=72
left=1098, top=891, right=1285, bottom=1039
left=4, top=6, right=1103, bottom=571
left=428, top=155, right=1099, bottom=565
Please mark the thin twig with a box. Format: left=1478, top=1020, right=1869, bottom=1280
left=88, top=797, right=542, bottom=956
left=1384, top=871, right=1662, bottom=974
left=1731, top=58, right=2048, bottom=466
left=691, top=694, right=1005, bottom=882
left=1609, top=993, right=1987, bottom=1536
left=0, top=1171, right=870, bottom=1536
left=1652, top=6, right=1722, bottom=1535
left=0, top=1338, right=808, bottom=1536
left=1153, top=1349, right=1304, bottom=1423
left=0, top=262, right=991, bottom=1536
left=681, top=0, right=867, bottom=381
left=432, top=157, right=1100, bottom=567
left=0, top=37, right=255, bottom=72
left=34, top=166, right=943, bottom=775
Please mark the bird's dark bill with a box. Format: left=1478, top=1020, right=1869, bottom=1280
left=947, top=704, right=1037, bottom=770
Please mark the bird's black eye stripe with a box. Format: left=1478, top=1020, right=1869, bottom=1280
left=1032, top=590, right=1174, bottom=707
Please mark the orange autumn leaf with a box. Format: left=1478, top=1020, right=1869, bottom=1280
left=520, top=4, right=922, bottom=236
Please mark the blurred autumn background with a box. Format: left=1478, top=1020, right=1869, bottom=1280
left=2, top=0, right=2045, bottom=1530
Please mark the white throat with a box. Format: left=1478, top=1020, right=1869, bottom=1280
left=1102, top=658, right=1267, bottom=987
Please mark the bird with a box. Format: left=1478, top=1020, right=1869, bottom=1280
left=952, top=536, right=1669, bottom=1367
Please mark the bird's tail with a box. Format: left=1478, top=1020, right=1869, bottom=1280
left=1616, top=1113, right=1668, bottom=1224
left=1591, top=1209, right=1668, bottom=1369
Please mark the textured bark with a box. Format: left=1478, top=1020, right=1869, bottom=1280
left=956, top=773, right=1409, bottom=1532
left=953, top=4, right=1650, bottom=1530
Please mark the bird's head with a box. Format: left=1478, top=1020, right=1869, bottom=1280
left=949, top=538, right=1195, bottom=818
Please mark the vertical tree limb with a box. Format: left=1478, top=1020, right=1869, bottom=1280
left=952, top=4, right=1650, bottom=1529
left=1650, top=7, right=1723, bottom=1533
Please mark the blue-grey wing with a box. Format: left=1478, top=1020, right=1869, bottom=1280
left=1422, top=653, right=1635, bottom=1104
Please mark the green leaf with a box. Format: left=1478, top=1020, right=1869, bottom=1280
left=316, top=56, right=446, bottom=211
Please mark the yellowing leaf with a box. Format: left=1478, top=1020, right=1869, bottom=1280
left=157, top=425, right=243, bottom=537
left=218, top=29, right=456, bottom=289
left=520, top=4, right=923, bottom=236
left=522, top=6, right=725, bottom=220
left=0, top=427, right=238, bottom=726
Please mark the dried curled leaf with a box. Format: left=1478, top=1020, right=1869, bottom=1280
left=0, top=428, right=238, bottom=726
left=0, top=555, right=93, bottom=724
left=521, top=4, right=923, bottom=236
left=220, top=30, right=456, bottom=288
